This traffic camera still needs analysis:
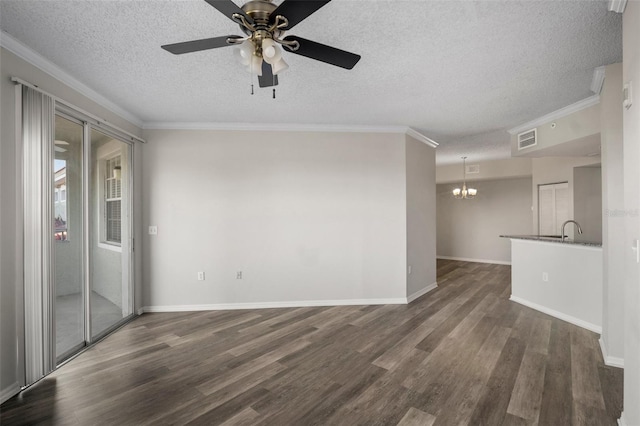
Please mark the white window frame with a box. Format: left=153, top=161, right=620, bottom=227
left=97, top=149, right=123, bottom=252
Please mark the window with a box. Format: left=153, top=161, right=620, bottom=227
left=104, top=156, right=122, bottom=245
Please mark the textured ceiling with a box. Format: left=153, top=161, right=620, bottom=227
left=0, top=0, right=622, bottom=164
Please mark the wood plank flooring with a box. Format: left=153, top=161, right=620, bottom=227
left=0, top=260, right=623, bottom=425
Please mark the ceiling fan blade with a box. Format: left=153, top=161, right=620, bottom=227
left=258, top=62, right=279, bottom=88
left=161, top=35, right=242, bottom=55
left=204, top=0, right=254, bottom=24
left=269, top=0, right=331, bottom=30
left=283, top=36, right=361, bottom=69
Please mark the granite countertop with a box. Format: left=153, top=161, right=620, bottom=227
left=500, top=235, right=602, bottom=247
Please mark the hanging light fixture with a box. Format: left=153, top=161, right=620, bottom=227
left=453, top=157, right=477, bottom=199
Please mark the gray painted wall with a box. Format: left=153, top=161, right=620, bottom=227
left=601, top=62, right=625, bottom=365
left=142, top=129, right=410, bottom=307
left=573, top=166, right=602, bottom=243
left=437, top=178, right=533, bottom=264
left=406, top=135, right=437, bottom=296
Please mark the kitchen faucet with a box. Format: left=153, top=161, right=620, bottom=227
left=561, top=220, right=583, bottom=242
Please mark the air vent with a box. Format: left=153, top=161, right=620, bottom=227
left=466, top=164, right=480, bottom=174
left=518, top=128, right=537, bottom=150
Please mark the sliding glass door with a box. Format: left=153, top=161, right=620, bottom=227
left=89, top=128, right=132, bottom=339
left=54, top=114, right=85, bottom=360
left=53, top=115, right=133, bottom=363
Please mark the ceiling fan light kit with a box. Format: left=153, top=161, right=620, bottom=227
left=161, top=0, right=361, bottom=93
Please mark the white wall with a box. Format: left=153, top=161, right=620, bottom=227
left=511, top=103, right=601, bottom=157
left=531, top=156, right=601, bottom=235
left=622, top=3, right=640, bottom=425
left=600, top=62, right=625, bottom=367
left=142, top=129, right=412, bottom=308
left=436, top=157, right=532, bottom=184
left=406, top=135, right=437, bottom=298
left=510, top=239, right=603, bottom=333
left=437, top=177, right=533, bottom=264
left=0, top=47, right=143, bottom=402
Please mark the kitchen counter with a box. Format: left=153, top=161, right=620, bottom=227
left=501, top=234, right=602, bottom=247
left=504, top=237, right=603, bottom=333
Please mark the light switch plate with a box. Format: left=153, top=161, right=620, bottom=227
left=623, top=81, right=633, bottom=110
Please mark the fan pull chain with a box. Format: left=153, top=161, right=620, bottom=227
left=272, top=71, right=276, bottom=99
left=249, top=57, right=255, bottom=95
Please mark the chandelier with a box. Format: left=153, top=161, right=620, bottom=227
left=453, top=157, right=477, bottom=199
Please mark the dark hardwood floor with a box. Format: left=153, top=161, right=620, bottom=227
left=0, top=260, right=623, bottom=425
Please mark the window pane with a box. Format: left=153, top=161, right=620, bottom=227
left=90, top=129, right=131, bottom=338
left=106, top=200, right=121, bottom=243
left=54, top=115, right=84, bottom=360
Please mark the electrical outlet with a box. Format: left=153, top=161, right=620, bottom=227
left=148, top=226, right=158, bottom=235
left=236, top=271, right=243, bottom=279
left=408, top=265, right=412, bottom=275
left=542, top=272, right=549, bottom=282
left=197, top=271, right=205, bottom=281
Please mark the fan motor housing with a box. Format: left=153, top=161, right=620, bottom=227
left=242, top=0, right=276, bottom=25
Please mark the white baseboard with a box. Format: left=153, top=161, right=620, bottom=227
left=599, top=337, right=625, bottom=368
left=140, top=297, right=409, bottom=313
left=1, top=382, right=20, bottom=405
left=407, top=282, right=438, bottom=303
left=618, top=412, right=627, bottom=426
left=437, top=256, right=511, bottom=266
left=509, top=295, right=602, bottom=334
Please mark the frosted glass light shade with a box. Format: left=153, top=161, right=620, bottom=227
left=250, top=54, right=263, bottom=76
left=234, top=47, right=250, bottom=66
left=272, top=57, right=289, bottom=75
left=236, top=40, right=263, bottom=75
left=453, top=188, right=461, bottom=197
left=239, top=40, right=254, bottom=61
left=261, top=39, right=281, bottom=64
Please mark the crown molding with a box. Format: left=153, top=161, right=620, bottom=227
left=144, top=122, right=440, bottom=147
left=143, top=121, right=407, bottom=133
left=0, top=31, right=144, bottom=128
left=590, top=66, right=606, bottom=95
left=608, top=0, right=627, bottom=13
left=507, top=94, right=600, bottom=135
left=406, top=127, right=439, bottom=147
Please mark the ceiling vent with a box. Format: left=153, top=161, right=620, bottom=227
left=466, top=164, right=480, bottom=174
left=517, top=129, right=537, bottom=150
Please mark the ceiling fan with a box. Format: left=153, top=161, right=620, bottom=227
left=161, top=0, right=361, bottom=89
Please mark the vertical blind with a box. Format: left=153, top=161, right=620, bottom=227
left=22, top=85, right=56, bottom=385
